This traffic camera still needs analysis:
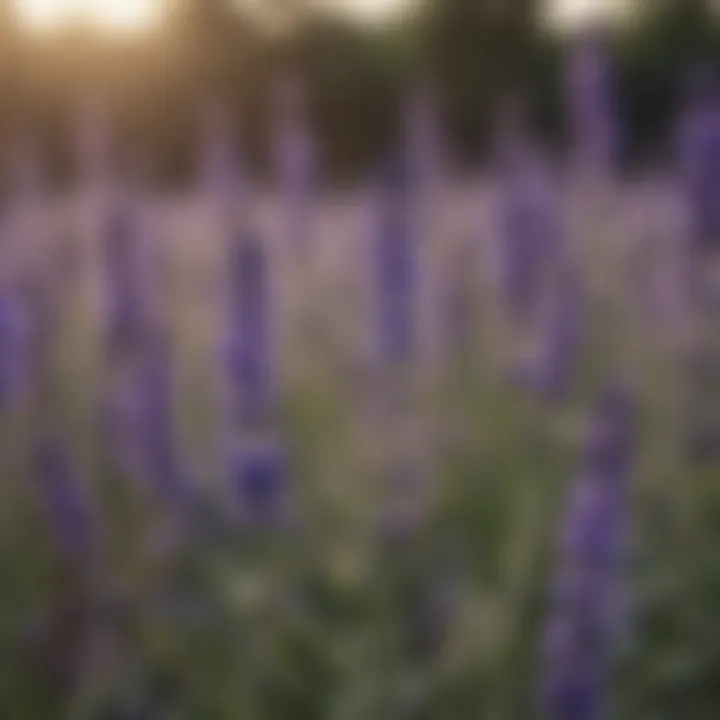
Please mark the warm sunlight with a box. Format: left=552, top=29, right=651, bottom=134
left=331, top=0, right=408, bottom=23
left=546, top=0, right=629, bottom=30
left=14, top=0, right=625, bottom=34
left=17, top=0, right=411, bottom=33
left=17, top=0, right=161, bottom=33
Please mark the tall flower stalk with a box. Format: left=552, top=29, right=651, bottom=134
left=231, top=437, right=288, bottom=526
left=273, top=75, right=317, bottom=258
left=103, top=203, right=147, bottom=361
left=374, top=153, right=418, bottom=373
left=679, top=69, right=720, bottom=252
left=200, top=99, right=243, bottom=230
left=540, top=385, right=636, bottom=719
left=223, top=227, right=287, bottom=524
left=493, top=105, right=565, bottom=377
left=34, top=434, right=98, bottom=567
left=531, top=257, right=585, bottom=402
left=223, top=230, right=275, bottom=432
left=678, top=69, right=720, bottom=459
left=135, top=335, right=186, bottom=505
left=565, top=27, right=617, bottom=181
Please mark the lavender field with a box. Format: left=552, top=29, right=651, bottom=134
left=1, top=8, right=720, bottom=712
left=0, top=163, right=718, bottom=720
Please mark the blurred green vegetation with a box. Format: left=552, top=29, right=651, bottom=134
left=0, top=195, right=718, bottom=717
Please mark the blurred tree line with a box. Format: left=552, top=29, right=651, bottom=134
left=0, top=0, right=718, bottom=185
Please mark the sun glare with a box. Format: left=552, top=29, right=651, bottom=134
left=15, top=0, right=621, bottom=35
left=319, top=0, right=408, bottom=24
left=546, top=0, right=628, bottom=30
left=17, top=0, right=161, bottom=33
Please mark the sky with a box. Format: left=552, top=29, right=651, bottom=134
left=14, top=0, right=620, bottom=33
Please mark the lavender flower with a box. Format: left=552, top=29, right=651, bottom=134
left=101, top=361, right=145, bottom=477
left=103, top=204, right=146, bottom=359
left=0, top=288, right=30, bottom=410
left=442, top=246, right=475, bottom=360
left=16, top=267, right=63, bottom=407
left=403, top=84, right=444, bottom=194
left=273, top=75, right=316, bottom=255
left=200, top=100, right=243, bottom=220
left=565, top=27, right=617, bottom=178
left=540, top=385, right=636, bottom=720
left=534, top=260, right=585, bottom=401
left=231, top=439, right=287, bottom=525
left=678, top=73, right=720, bottom=459
left=374, top=154, right=417, bottom=367
left=0, top=293, right=17, bottom=409
left=496, top=145, right=563, bottom=330
left=101, top=333, right=187, bottom=506
left=35, top=435, right=97, bottom=566
left=224, top=231, right=275, bottom=430
left=678, top=68, right=720, bottom=251
left=135, top=338, right=186, bottom=505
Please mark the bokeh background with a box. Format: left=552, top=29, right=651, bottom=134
left=0, top=0, right=718, bottom=181
left=0, top=1, right=719, bottom=719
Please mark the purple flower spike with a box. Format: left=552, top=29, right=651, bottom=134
left=200, top=99, right=243, bottom=217
left=104, top=207, right=146, bottom=359
left=496, top=143, right=563, bottom=332
left=582, top=384, right=636, bottom=480
left=678, top=67, right=720, bottom=251
left=565, top=27, right=618, bottom=178
left=374, top=153, right=418, bottom=367
left=0, top=289, right=31, bottom=410
left=224, top=232, right=275, bottom=429
left=542, top=637, right=605, bottom=720
left=274, top=75, right=317, bottom=254
left=35, top=436, right=97, bottom=566
left=540, top=385, right=636, bottom=720
left=136, top=339, right=187, bottom=505
left=0, top=295, right=17, bottom=409
left=536, top=262, right=586, bottom=401
left=442, top=245, right=475, bottom=360
left=231, top=439, right=287, bottom=525
left=102, top=336, right=186, bottom=506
